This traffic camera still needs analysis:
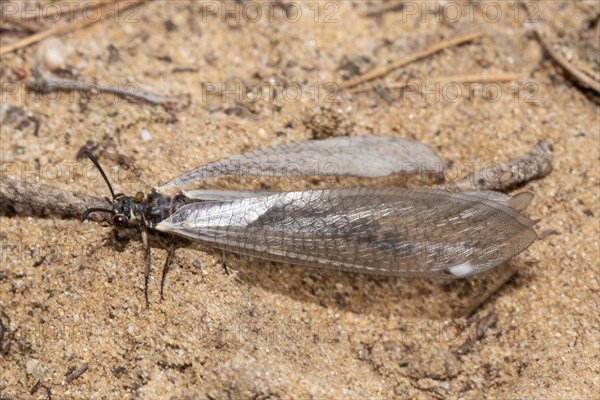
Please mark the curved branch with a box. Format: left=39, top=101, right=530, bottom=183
left=1, top=178, right=110, bottom=221
left=445, top=140, right=554, bottom=191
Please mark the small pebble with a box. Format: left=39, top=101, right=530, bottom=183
left=26, top=359, right=39, bottom=375
left=141, top=129, right=152, bottom=141
left=37, top=37, right=67, bottom=71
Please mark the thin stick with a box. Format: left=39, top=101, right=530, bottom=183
left=27, top=75, right=176, bottom=106
left=340, top=31, right=485, bottom=89
left=407, top=72, right=518, bottom=85
left=29, top=380, right=42, bottom=395
left=349, top=72, right=519, bottom=94
left=457, top=309, right=499, bottom=353
left=1, top=178, right=110, bottom=221
left=445, top=140, right=554, bottom=191
left=65, top=362, right=89, bottom=383
left=360, top=2, right=405, bottom=17
left=0, top=0, right=143, bottom=55
left=1, top=16, right=44, bottom=33
left=534, top=29, right=600, bottom=94
left=455, top=267, right=517, bottom=319
left=0, top=311, right=13, bottom=356
left=19, top=0, right=114, bottom=22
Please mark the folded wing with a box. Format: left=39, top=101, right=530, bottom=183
left=156, top=188, right=536, bottom=278
left=158, top=136, right=442, bottom=190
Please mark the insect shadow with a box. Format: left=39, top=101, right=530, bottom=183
left=207, top=253, right=531, bottom=320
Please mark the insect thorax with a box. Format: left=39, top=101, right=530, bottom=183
left=141, top=190, right=193, bottom=227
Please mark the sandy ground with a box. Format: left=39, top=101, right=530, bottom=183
left=1, top=1, right=599, bottom=399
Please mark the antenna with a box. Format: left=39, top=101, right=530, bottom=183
left=83, top=150, right=116, bottom=200
left=81, top=207, right=114, bottom=222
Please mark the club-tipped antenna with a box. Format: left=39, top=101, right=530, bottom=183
left=83, top=150, right=116, bottom=200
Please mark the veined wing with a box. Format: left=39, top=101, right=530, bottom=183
left=158, top=136, right=442, bottom=190
left=156, top=188, right=537, bottom=278
left=182, top=189, right=276, bottom=201
left=183, top=188, right=534, bottom=211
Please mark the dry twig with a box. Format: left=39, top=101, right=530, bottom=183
left=0, top=310, right=13, bottom=356
left=454, top=266, right=518, bottom=319
left=65, top=362, right=89, bottom=383
left=19, top=0, right=114, bottom=22
left=0, top=0, right=144, bottom=55
left=1, top=178, right=110, bottom=221
left=403, top=72, right=518, bottom=85
left=27, top=74, right=177, bottom=106
left=360, top=2, right=405, bottom=17
left=534, top=29, right=600, bottom=94
left=445, top=140, right=554, bottom=191
left=349, top=72, right=519, bottom=94
left=340, top=31, right=485, bottom=89
left=1, top=16, right=44, bottom=32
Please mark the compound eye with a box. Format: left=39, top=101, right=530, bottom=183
left=113, top=214, right=128, bottom=227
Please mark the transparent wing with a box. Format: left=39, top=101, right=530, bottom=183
left=182, top=189, right=276, bottom=201
left=156, top=188, right=537, bottom=278
left=158, top=136, right=442, bottom=190
left=183, top=189, right=534, bottom=213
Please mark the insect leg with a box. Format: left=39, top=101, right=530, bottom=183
left=219, top=250, right=230, bottom=276
left=160, top=238, right=176, bottom=301
left=141, top=229, right=151, bottom=308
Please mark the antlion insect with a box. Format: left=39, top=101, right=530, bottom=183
left=81, top=136, right=538, bottom=307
